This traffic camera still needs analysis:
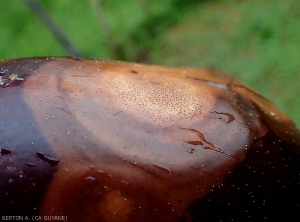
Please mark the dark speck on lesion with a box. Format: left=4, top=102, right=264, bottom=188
left=131, top=70, right=138, bottom=74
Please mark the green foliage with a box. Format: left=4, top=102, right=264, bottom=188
left=150, top=0, right=300, bottom=127
left=0, top=0, right=299, bottom=127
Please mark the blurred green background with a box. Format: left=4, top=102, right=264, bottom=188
left=1, top=0, right=299, bottom=127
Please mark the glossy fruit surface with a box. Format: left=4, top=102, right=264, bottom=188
left=0, top=57, right=299, bottom=221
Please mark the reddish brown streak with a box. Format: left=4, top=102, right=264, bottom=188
left=186, top=141, right=204, bottom=145
left=181, top=128, right=219, bottom=150
left=182, top=128, right=239, bottom=159
left=213, top=111, right=235, bottom=124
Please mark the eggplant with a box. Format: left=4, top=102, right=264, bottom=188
left=0, top=57, right=299, bottom=221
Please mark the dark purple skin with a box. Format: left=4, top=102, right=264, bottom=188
left=0, top=57, right=299, bottom=222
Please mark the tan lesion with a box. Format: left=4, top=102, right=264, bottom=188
left=102, top=70, right=215, bottom=127
left=21, top=58, right=282, bottom=221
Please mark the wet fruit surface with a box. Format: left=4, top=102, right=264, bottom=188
left=0, top=57, right=299, bottom=221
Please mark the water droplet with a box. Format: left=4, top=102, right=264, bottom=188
left=270, top=112, right=275, bottom=116
left=153, top=164, right=172, bottom=174
left=26, top=163, right=36, bottom=167
left=85, top=176, right=96, bottom=181
left=121, top=180, right=129, bottom=185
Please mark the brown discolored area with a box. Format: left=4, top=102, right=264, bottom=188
left=0, top=57, right=299, bottom=221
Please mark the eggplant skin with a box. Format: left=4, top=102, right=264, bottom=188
left=0, top=57, right=299, bottom=222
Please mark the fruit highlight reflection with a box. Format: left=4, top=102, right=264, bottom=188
left=0, top=57, right=299, bottom=221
